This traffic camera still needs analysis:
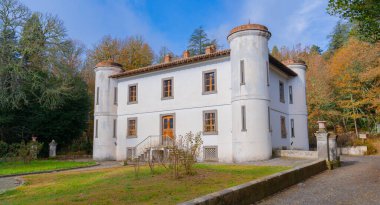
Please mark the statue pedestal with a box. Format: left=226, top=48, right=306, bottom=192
left=49, top=140, right=57, bottom=158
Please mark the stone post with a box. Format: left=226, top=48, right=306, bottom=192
left=49, top=140, right=57, bottom=158
left=30, top=135, right=38, bottom=160
left=314, top=121, right=340, bottom=169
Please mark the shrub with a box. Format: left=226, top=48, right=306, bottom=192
left=18, top=141, right=43, bottom=163
left=0, top=141, right=8, bottom=157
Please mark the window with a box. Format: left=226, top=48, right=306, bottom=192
left=279, top=81, right=285, bottom=103
left=127, top=118, right=137, bottom=138
left=114, top=87, right=118, bottom=105
left=128, top=84, right=137, bottom=104
left=289, top=86, right=293, bottom=104
left=96, top=87, right=99, bottom=105
left=95, top=119, right=98, bottom=138
left=113, top=119, right=117, bottom=138
left=291, top=119, right=295, bottom=138
left=203, top=110, right=218, bottom=134
left=241, top=106, right=247, bottom=131
left=266, top=61, right=270, bottom=86
left=162, top=78, right=173, bottom=99
left=126, top=147, right=135, bottom=160
left=240, top=60, right=245, bottom=85
left=281, top=116, right=287, bottom=138
left=268, top=107, right=272, bottom=132
left=203, top=70, right=217, bottom=94
left=204, top=146, right=218, bottom=161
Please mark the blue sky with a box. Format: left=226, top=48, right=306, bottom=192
left=21, top=0, right=339, bottom=55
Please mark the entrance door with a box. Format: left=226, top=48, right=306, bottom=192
left=162, top=115, right=174, bottom=144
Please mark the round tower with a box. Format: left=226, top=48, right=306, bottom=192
left=283, top=59, right=309, bottom=150
left=228, top=24, right=272, bottom=162
left=93, top=60, right=122, bottom=160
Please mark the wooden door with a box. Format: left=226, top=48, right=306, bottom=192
left=162, top=115, right=174, bottom=142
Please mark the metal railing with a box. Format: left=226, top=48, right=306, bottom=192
left=133, top=135, right=176, bottom=159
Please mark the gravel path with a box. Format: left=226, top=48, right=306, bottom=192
left=257, top=155, right=380, bottom=205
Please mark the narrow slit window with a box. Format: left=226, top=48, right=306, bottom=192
left=279, top=81, right=285, bottom=103
left=268, top=107, right=271, bottom=132
left=114, top=87, right=118, bottom=105
left=203, top=110, right=218, bottom=134
left=128, top=85, right=137, bottom=103
left=203, top=70, right=217, bottom=94
left=95, top=119, right=98, bottom=138
left=266, top=61, right=270, bottom=86
left=162, top=78, right=173, bottom=98
left=240, top=60, right=245, bottom=85
left=281, top=116, right=287, bottom=138
left=96, top=87, right=99, bottom=105
left=291, top=119, right=295, bottom=138
left=289, top=86, right=293, bottom=104
left=241, top=106, right=246, bottom=131
left=113, top=119, right=117, bottom=138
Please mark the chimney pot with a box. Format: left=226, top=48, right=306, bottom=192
left=183, top=50, right=190, bottom=58
left=164, top=54, right=172, bottom=63
left=205, top=45, right=216, bottom=54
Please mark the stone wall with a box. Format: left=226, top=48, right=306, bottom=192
left=273, top=150, right=318, bottom=159
left=338, top=146, right=367, bottom=156
left=179, top=160, right=327, bottom=205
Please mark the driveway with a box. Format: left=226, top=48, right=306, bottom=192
left=257, top=155, right=380, bottom=205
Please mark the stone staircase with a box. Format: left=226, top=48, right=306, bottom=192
left=132, top=135, right=175, bottom=162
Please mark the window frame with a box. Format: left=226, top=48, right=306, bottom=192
left=203, top=110, right=218, bottom=135
left=241, top=105, right=247, bottom=131
left=280, top=116, right=287, bottom=138
left=240, top=60, right=245, bottom=85
left=127, top=117, right=138, bottom=138
left=289, top=85, right=293, bottom=104
left=128, top=84, right=138, bottom=104
left=113, top=119, right=117, bottom=138
left=279, top=81, right=285, bottom=103
left=291, top=118, right=295, bottom=138
left=202, top=69, right=217, bottom=95
left=161, top=77, right=174, bottom=100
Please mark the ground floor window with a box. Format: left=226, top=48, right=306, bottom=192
left=126, top=147, right=135, bottom=160
left=281, top=116, right=287, bottom=138
left=291, top=119, right=295, bottom=138
left=127, top=118, right=137, bottom=138
left=203, top=110, right=218, bottom=135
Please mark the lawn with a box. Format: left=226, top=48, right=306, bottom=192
left=0, top=163, right=289, bottom=205
left=0, top=160, right=96, bottom=176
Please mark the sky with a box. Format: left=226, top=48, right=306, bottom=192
left=21, top=0, right=339, bottom=55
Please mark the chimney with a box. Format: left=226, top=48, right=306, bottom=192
left=164, top=54, right=172, bottom=63
left=205, top=45, right=216, bottom=54
left=183, top=50, right=190, bottom=58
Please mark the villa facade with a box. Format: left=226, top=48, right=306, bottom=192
left=93, top=23, right=309, bottom=163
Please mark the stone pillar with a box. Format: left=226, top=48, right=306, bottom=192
left=49, top=140, right=57, bottom=158
left=314, top=121, right=340, bottom=169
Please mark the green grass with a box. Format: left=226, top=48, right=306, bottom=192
left=0, top=164, right=289, bottom=205
left=0, top=160, right=96, bottom=176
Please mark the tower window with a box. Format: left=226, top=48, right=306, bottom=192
left=114, top=87, right=118, bottom=105
left=241, top=106, right=247, bottom=131
left=289, top=86, right=293, bottom=104
left=203, top=70, right=217, bottom=94
left=162, top=77, right=174, bottom=99
left=113, top=119, right=117, bottom=138
left=281, top=116, right=287, bottom=138
left=95, top=119, right=98, bottom=138
left=240, top=60, right=245, bottom=85
left=279, top=81, right=285, bottom=103
left=96, top=87, right=99, bottom=105
left=128, top=84, right=138, bottom=104
left=268, top=107, right=272, bottom=132
left=291, top=119, right=295, bottom=138
left=203, top=110, right=218, bottom=135
left=266, top=61, right=270, bottom=86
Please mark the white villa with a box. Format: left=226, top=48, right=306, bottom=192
left=93, top=23, right=309, bottom=163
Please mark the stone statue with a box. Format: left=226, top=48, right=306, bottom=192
left=49, top=140, right=57, bottom=158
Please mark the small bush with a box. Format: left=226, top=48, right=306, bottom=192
left=0, top=141, right=8, bottom=157
left=351, top=139, right=377, bottom=155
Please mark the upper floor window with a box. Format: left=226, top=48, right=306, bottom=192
left=96, top=87, right=99, bottom=105
left=266, top=61, right=270, bottom=86
left=127, top=118, right=137, bottom=138
left=114, top=87, right=118, bottom=105
left=281, top=116, right=287, bottom=138
left=203, top=70, right=217, bottom=94
left=289, top=86, right=293, bottom=104
left=279, top=81, right=285, bottom=103
left=128, top=84, right=137, bottom=104
left=162, top=78, right=173, bottom=99
left=240, top=60, right=245, bottom=85
left=203, top=110, right=218, bottom=135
